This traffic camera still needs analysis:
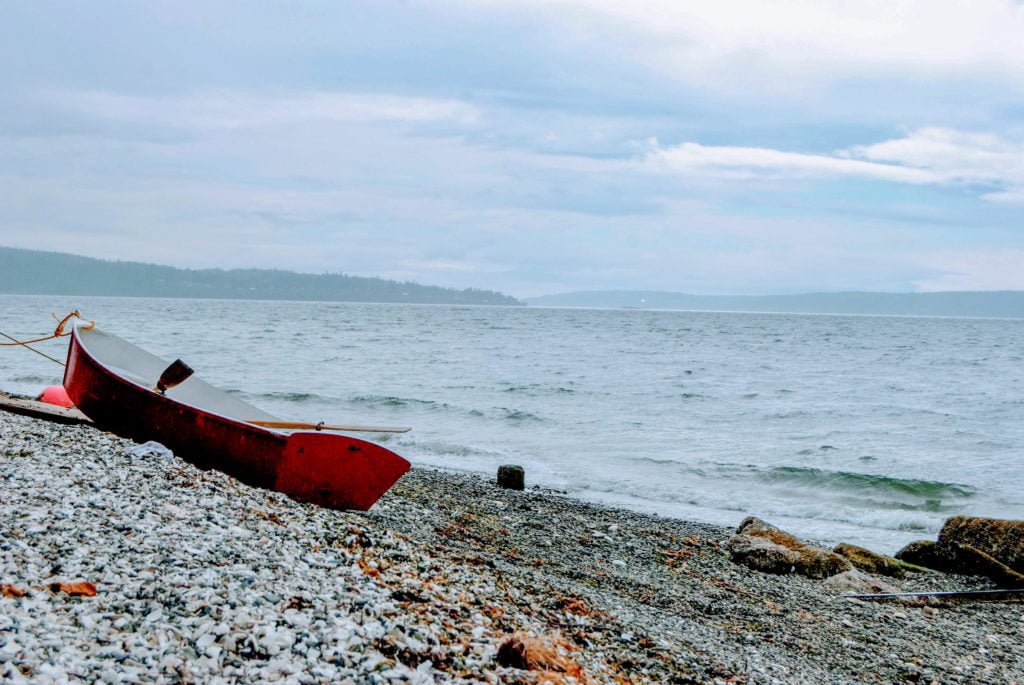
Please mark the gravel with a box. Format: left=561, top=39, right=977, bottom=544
left=2, top=408, right=1023, bottom=684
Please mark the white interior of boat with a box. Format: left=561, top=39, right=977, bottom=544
left=75, top=320, right=280, bottom=423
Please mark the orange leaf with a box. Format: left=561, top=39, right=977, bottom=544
left=2, top=584, right=27, bottom=598
left=496, top=631, right=587, bottom=680
left=50, top=582, right=97, bottom=597
left=357, top=558, right=381, bottom=578
left=555, top=597, right=592, bottom=617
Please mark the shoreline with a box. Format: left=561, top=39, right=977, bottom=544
left=2, top=410, right=1022, bottom=683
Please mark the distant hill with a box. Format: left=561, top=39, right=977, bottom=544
left=526, top=290, right=1024, bottom=318
left=0, top=246, right=522, bottom=306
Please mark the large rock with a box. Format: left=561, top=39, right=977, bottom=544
left=724, top=533, right=802, bottom=575
left=726, top=517, right=851, bottom=579
left=896, top=535, right=1024, bottom=588
left=938, top=516, right=1024, bottom=575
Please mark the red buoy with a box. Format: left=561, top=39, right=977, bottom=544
left=38, top=385, right=74, bottom=408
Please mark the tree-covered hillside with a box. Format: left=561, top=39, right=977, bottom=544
left=0, top=247, right=522, bottom=306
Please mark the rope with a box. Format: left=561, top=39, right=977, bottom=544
left=0, top=310, right=96, bottom=367
left=0, top=330, right=67, bottom=366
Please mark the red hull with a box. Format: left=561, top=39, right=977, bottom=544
left=63, top=325, right=410, bottom=510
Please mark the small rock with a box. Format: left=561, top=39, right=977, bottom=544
left=823, top=570, right=899, bottom=595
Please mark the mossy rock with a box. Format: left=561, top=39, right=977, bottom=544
left=895, top=540, right=945, bottom=570
left=896, top=538, right=1024, bottom=588
left=834, top=543, right=909, bottom=579
left=938, top=516, right=1024, bottom=575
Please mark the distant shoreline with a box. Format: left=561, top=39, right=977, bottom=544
left=0, top=292, right=523, bottom=308
left=526, top=289, right=1024, bottom=319
left=0, top=245, right=523, bottom=306
left=524, top=302, right=1024, bottom=321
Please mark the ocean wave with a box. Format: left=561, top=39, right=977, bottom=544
left=496, top=407, right=545, bottom=423
left=349, top=394, right=446, bottom=409
left=256, top=391, right=323, bottom=403
left=761, top=466, right=975, bottom=503
left=502, top=384, right=576, bottom=396
left=348, top=394, right=544, bottom=423
left=408, top=440, right=506, bottom=460
left=12, top=375, right=54, bottom=385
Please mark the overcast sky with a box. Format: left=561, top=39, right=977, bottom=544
left=2, top=1, right=1023, bottom=297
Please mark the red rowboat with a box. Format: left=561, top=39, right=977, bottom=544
left=62, top=319, right=410, bottom=510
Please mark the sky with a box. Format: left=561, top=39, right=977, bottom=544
left=1, top=1, right=1023, bottom=297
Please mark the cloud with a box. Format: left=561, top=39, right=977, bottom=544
left=643, top=141, right=940, bottom=184
left=47, top=89, right=481, bottom=133
left=467, top=0, right=1024, bottom=92
left=3, top=2, right=1024, bottom=295
left=983, top=190, right=1024, bottom=204
left=644, top=128, right=1024, bottom=199
left=849, top=128, right=1024, bottom=186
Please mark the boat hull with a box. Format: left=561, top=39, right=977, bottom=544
left=63, top=325, right=410, bottom=510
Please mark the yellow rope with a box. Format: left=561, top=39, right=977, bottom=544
left=0, top=310, right=95, bottom=366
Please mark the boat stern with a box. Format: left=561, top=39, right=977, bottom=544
left=274, top=432, right=411, bottom=510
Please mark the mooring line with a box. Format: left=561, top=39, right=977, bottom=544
left=0, top=330, right=66, bottom=366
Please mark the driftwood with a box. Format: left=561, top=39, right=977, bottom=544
left=0, top=393, right=93, bottom=426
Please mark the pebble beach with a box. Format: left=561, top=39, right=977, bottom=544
left=2, top=408, right=1023, bottom=684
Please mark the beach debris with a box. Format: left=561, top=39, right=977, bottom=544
left=496, top=631, right=586, bottom=680
left=833, top=543, right=917, bottom=579
left=129, top=440, right=174, bottom=459
left=896, top=517, right=1024, bottom=588
left=845, top=588, right=1024, bottom=602
left=49, top=581, right=97, bottom=597
left=497, top=464, right=525, bottom=490
left=554, top=595, right=597, bottom=617
left=725, top=517, right=851, bottom=579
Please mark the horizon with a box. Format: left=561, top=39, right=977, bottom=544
left=2, top=2, right=1023, bottom=298
left=11, top=244, right=1024, bottom=301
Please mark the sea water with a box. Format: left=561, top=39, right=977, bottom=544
left=3, top=294, right=1023, bottom=553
